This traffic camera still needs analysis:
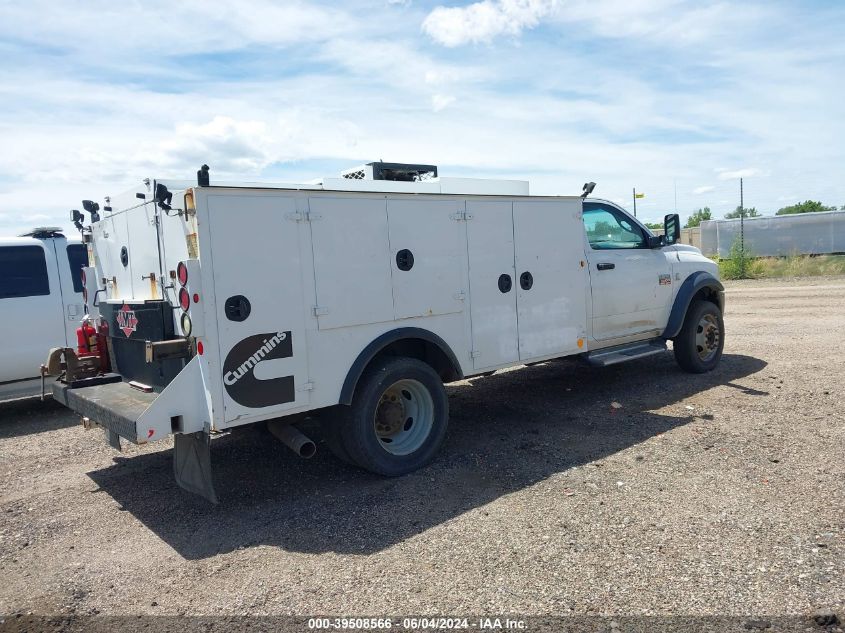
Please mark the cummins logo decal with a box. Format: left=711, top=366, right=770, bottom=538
left=222, top=331, right=295, bottom=408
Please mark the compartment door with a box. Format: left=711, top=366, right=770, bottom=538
left=309, top=196, right=394, bottom=330
left=386, top=198, right=466, bottom=320
left=513, top=199, right=588, bottom=361
left=466, top=200, right=518, bottom=371
left=206, top=193, right=310, bottom=419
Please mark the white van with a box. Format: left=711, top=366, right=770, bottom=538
left=0, top=228, right=87, bottom=400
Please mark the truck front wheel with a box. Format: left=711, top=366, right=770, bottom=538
left=673, top=300, right=724, bottom=373
left=335, top=356, right=449, bottom=476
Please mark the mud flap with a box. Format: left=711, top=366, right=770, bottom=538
left=173, top=432, right=218, bottom=504
left=104, top=428, right=122, bottom=451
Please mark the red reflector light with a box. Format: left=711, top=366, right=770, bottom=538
left=193, top=293, right=199, bottom=303
left=197, top=341, right=204, bottom=355
left=177, top=262, right=188, bottom=287
left=178, top=288, right=190, bottom=311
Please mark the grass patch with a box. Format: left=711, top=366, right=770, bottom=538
left=754, top=254, right=845, bottom=278
left=713, top=236, right=845, bottom=279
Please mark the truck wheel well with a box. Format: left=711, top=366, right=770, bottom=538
left=339, top=329, right=463, bottom=405
left=373, top=339, right=459, bottom=381
left=692, top=286, right=720, bottom=309
left=661, top=272, right=725, bottom=340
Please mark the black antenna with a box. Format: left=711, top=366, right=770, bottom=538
left=197, top=164, right=210, bottom=187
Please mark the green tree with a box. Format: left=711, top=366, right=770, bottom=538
left=644, top=222, right=663, bottom=230
left=724, top=206, right=760, bottom=219
left=685, top=207, right=711, bottom=228
left=775, top=200, right=835, bottom=215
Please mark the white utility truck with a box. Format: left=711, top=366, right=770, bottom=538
left=46, top=163, right=724, bottom=502
left=0, top=228, right=87, bottom=401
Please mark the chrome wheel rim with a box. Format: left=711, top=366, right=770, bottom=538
left=696, top=314, right=720, bottom=362
left=373, top=379, right=434, bottom=456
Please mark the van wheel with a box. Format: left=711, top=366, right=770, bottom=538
left=337, top=356, right=449, bottom=476
left=673, top=300, right=724, bottom=373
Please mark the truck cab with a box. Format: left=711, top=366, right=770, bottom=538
left=0, top=228, right=87, bottom=400
left=581, top=198, right=720, bottom=345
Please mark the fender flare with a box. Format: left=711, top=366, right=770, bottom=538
left=662, top=271, right=725, bottom=339
left=339, top=327, right=464, bottom=405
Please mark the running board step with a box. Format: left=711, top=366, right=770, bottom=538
left=585, top=340, right=667, bottom=367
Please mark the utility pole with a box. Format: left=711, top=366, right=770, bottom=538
left=739, top=177, right=745, bottom=277
left=632, top=187, right=637, bottom=217
left=673, top=179, right=678, bottom=214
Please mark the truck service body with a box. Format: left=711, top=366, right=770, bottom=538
left=48, top=163, right=725, bottom=502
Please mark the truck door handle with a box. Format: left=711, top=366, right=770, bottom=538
left=597, top=263, right=615, bottom=271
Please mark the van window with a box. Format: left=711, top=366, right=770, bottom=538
left=0, top=246, right=50, bottom=299
left=66, top=244, right=88, bottom=293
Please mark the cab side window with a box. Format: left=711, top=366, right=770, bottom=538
left=0, top=246, right=50, bottom=299
left=582, top=203, right=646, bottom=249
left=66, top=244, right=88, bottom=293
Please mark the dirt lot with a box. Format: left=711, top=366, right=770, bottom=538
left=0, top=277, right=842, bottom=622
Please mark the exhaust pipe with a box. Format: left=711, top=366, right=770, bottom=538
left=267, top=420, right=316, bottom=459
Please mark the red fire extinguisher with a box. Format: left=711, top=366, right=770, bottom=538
left=76, top=315, right=98, bottom=357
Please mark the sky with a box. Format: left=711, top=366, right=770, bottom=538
left=0, top=0, right=843, bottom=235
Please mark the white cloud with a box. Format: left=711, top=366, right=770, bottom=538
left=431, top=94, right=456, bottom=111
left=717, top=168, right=764, bottom=181
left=422, top=0, right=560, bottom=47
left=0, top=0, right=843, bottom=234
left=693, top=185, right=715, bottom=195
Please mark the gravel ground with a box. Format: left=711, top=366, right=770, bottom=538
left=0, top=277, right=842, bottom=623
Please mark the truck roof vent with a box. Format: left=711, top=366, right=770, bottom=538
left=341, top=161, right=438, bottom=182
left=20, top=227, right=65, bottom=238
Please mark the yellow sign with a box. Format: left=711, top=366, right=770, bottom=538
left=635, top=193, right=645, bottom=199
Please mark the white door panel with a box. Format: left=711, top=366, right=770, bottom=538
left=582, top=201, right=673, bottom=341
left=466, top=200, right=518, bottom=370
left=387, top=198, right=465, bottom=320
left=309, top=196, right=394, bottom=330
left=513, top=200, right=588, bottom=360
left=125, top=202, right=163, bottom=300
left=206, top=193, right=310, bottom=419
left=0, top=243, right=65, bottom=382
left=52, top=239, right=87, bottom=345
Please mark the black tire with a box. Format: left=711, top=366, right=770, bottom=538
left=335, top=356, right=449, bottom=476
left=320, top=409, right=355, bottom=465
left=673, top=300, right=725, bottom=373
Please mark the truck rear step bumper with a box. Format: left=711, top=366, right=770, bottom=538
left=52, top=379, right=157, bottom=444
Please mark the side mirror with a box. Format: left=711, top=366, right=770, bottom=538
left=664, top=213, right=681, bottom=245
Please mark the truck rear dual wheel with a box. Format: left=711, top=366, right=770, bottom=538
left=329, top=357, right=449, bottom=476
left=673, top=300, right=724, bottom=373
